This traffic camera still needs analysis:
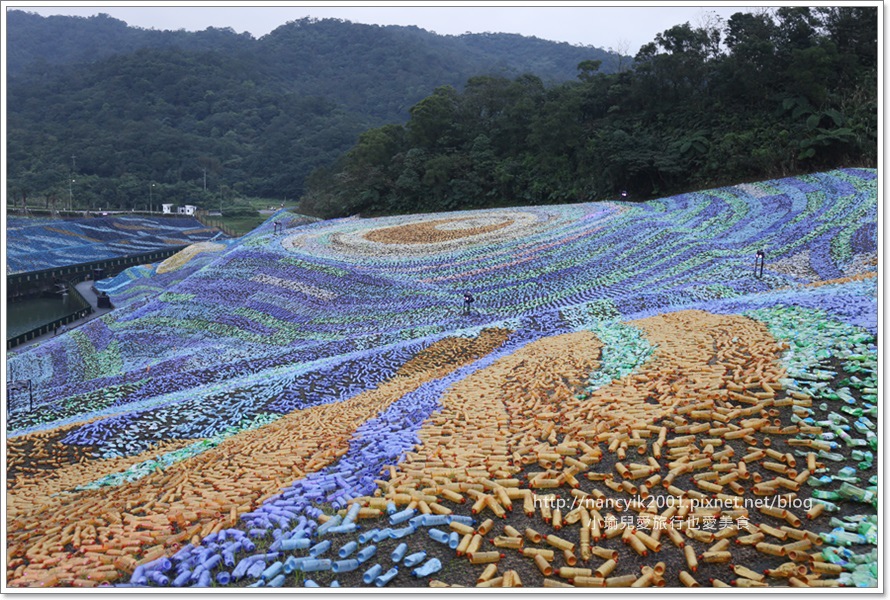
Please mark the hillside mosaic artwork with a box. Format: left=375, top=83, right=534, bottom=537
left=5, top=168, right=878, bottom=588
left=5, top=215, right=224, bottom=275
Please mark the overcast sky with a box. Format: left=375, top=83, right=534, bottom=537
left=8, top=2, right=759, bottom=55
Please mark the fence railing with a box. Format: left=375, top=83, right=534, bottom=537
left=194, top=212, right=239, bottom=237
left=7, top=283, right=93, bottom=350
left=6, top=246, right=189, bottom=293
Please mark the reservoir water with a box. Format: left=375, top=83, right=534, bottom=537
left=6, top=295, right=79, bottom=339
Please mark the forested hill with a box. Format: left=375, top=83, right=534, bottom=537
left=301, top=6, right=878, bottom=218
left=7, top=11, right=621, bottom=210
left=5, top=11, right=255, bottom=77
left=7, top=11, right=620, bottom=102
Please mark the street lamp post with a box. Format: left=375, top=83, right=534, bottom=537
left=149, top=183, right=155, bottom=214
left=69, top=178, right=75, bottom=212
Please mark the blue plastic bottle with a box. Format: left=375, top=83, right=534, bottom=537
left=375, top=567, right=399, bottom=587
left=282, top=556, right=299, bottom=575
left=362, top=564, right=383, bottom=585
left=261, top=561, right=283, bottom=580
left=338, top=541, right=358, bottom=558
left=428, top=528, right=450, bottom=545
left=343, top=503, right=362, bottom=524
left=131, top=565, right=145, bottom=582
left=403, top=551, right=426, bottom=568
left=280, top=537, right=310, bottom=551
left=332, top=559, right=360, bottom=573
left=187, top=565, right=204, bottom=583
left=146, top=557, right=173, bottom=573
left=222, top=551, right=235, bottom=568
left=358, top=529, right=378, bottom=544
left=389, top=508, right=415, bottom=525
left=356, top=545, right=377, bottom=563
left=299, top=559, right=332, bottom=572
left=246, top=561, right=266, bottom=579
left=316, top=515, right=343, bottom=536
left=412, top=558, right=442, bottom=578
left=448, top=531, right=460, bottom=549
left=201, top=554, right=221, bottom=571
left=391, top=543, right=408, bottom=563
left=309, top=540, right=331, bottom=557
left=389, top=526, right=415, bottom=539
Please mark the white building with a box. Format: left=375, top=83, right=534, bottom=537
left=161, top=203, right=174, bottom=214
left=177, top=205, right=197, bottom=216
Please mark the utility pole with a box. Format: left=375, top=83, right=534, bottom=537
left=149, top=182, right=155, bottom=214
left=68, top=153, right=77, bottom=213
left=202, top=168, right=207, bottom=192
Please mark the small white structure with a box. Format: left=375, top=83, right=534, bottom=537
left=161, top=203, right=175, bottom=214
left=177, top=205, right=197, bottom=216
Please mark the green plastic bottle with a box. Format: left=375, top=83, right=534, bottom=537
left=852, top=450, right=874, bottom=462
left=837, top=430, right=866, bottom=448
left=807, top=475, right=833, bottom=488
left=838, top=483, right=868, bottom=502
left=863, top=429, right=876, bottom=446
left=833, top=530, right=866, bottom=545
left=812, top=489, right=842, bottom=501
left=817, top=450, right=845, bottom=462
left=811, top=499, right=839, bottom=512
left=858, top=523, right=877, bottom=545
left=851, top=573, right=877, bottom=588
left=828, top=412, right=849, bottom=424
left=830, top=517, right=859, bottom=531
left=838, top=466, right=858, bottom=478
left=836, top=389, right=855, bottom=403
left=853, top=421, right=871, bottom=434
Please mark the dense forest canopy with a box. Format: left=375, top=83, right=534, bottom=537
left=300, top=6, right=877, bottom=218
left=6, top=8, right=876, bottom=218
left=6, top=10, right=621, bottom=211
